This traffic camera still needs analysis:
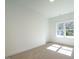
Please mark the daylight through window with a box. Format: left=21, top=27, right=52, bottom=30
left=56, top=20, right=74, bottom=38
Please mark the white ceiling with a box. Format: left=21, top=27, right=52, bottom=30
left=7, top=0, right=74, bottom=19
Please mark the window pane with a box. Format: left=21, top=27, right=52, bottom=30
left=65, top=21, right=74, bottom=36
left=65, top=22, right=74, bottom=29
left=66, top=30, right=74, bottom=36
left=57, top=30, right=64, bottom=35
left=57, top=23, right=64, bottom=36
left=58, top=23, right=64, bottom=30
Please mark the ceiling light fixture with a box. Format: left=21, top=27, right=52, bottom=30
left=49, top=0, right=55, bottom=2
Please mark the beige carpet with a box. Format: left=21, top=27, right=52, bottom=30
left=7, top=43, right=74, bottom=59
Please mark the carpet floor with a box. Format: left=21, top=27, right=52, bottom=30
left=7, top=43, right=74, bottom=59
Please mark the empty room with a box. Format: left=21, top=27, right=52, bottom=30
left=5, top=0, right=74, bottom=59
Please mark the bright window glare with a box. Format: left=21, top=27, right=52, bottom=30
left=47, top=46, right=59, bottom=51
left=61, top=46, right=73, bottom=51
left=58, top=49, right=73, bottom=56
left=52, top=44, right=61, bottom=48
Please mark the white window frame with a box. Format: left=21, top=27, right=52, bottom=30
left=56, top=20, right=74, bottom=38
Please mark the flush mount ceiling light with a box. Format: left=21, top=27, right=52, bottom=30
left=49, top=0, right=55, bottom=2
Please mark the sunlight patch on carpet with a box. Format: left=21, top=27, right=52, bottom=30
left=47, top=44, right=73, bottom=56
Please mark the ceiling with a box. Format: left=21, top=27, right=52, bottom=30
left=7, top=0, right=74, bottom=19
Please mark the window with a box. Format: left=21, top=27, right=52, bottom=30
left=56, top=20, right=74, bottom=38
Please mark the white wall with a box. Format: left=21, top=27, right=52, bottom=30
left=5, top=0, right=48, bottom=57
left=48, top=12, right=74, bottom=46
